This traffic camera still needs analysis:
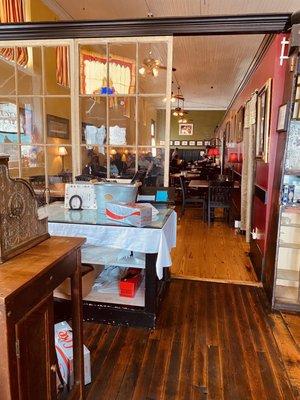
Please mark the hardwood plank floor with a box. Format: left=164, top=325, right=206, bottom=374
left=81, top=280, right=297, bottom=400
left=171, top=208, right=258, bottom=283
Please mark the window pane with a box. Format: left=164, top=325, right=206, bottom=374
left=47, top=145, right=72, bottom=184
left=0, top=48, right=15, bottom=95
left=0, top=144, right=19, bottom=177
left=80, top=44, right=107, bottom=95
left=45, top=97, right=71, bottom=144
left=17, top=47, right=42, bottom=95
left=80, top=145, right=107, bottom=179
left=108, top=43, right=136, bottom=95
left=138, top=42, right=167, bottom=94
left=19, top=97, right=44, bottom=144
left=138, top=96, right=164, bottom=146
left=109, top=96, right=135, bottom=146
left=109, top=147, right=136, bottom=179
left=21, top=145, right=45, bottom=192
left=138, top=147, right=165, bottom=187
left=0, top=98, right=19, bottom=144
left=81, top=96, right=106, bottom=145
left=44, top=46, right=70, bottom=95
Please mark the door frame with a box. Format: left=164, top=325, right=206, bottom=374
left=0, top=13, right=293, bottom=40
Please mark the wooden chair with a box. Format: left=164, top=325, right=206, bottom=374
left=179, top=175, right=207, bottom=220
left=207, top=180, right=234, bottom=226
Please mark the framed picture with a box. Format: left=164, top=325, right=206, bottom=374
left=196, top=140, right=203, bottom=146
left=47, top=114, right=69, bottom=139
left=225, top=121, right=231, bottom=143
left=236, top=106, right=244, bottom=142
left=170, top=140, right=173, bottom=146
left=256, top=78, right=272, bottom=161
left=181, top=140, right=188, bottom=146
left=277, top=103, right=289, bottom=132
left=174, top=140, right=180, bottom=146
left=189, top=140, right=196, bottom=146
left=179, top=123, right=193, bottom=136
left=204, top=140, right=210, bottom=146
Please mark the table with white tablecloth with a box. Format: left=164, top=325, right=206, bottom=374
left=47, top=202, right=177, bottom=328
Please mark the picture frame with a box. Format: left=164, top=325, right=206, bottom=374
left=181, top=140, right=188, bottom=146
left=236, top=106, right=244, bottom=142
left=179, top=123, right=193, bottom=136
left=196, top=140, right=203, bottom=146
left=189, top=140, right=196, bottom=146
left=255, top=78, right=272, bottom=161
left=225, top=121, right=231, bottom=143
left=174, top=140, right=180, bottom=146
left=204, top=140, right=210, bottom=146
left=277, top=103, right=289, bottom=132
left=170, top=140, right=173, bottom=146
left=47, top=114, right=70, bottom=139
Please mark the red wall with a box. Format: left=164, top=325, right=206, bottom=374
left=219, top=34, right=288, bottom=256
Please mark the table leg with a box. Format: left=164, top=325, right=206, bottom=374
left=70, top=249, right=84, bottom=399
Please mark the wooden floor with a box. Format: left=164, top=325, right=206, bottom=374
left=171, top=208, right=258, bottom=284
left=81, top=280, right=299, bottom=400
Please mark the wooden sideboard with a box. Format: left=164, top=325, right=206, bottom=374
left=0, top=236, right=85, bottom=400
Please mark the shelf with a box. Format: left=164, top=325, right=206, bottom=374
left=284, top=170, right=300, bottom=176
left=275, top=285, right=299, bottom=303
left=279, top=243, right=300, bottom=250
left=54, top=276, right=145, bottom=307
left=81, top=245, right=145, bottom=269
left=277, top=269, right=300, bottom=281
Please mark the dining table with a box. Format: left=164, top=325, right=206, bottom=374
left=189, top=179, right=240, bottom=188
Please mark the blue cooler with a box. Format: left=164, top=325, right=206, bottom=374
left=94, top=183, right=138, bottom=212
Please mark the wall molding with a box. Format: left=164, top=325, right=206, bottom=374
left=0, top=13, right=292, bottom=41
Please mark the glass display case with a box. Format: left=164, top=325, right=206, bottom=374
left=273, top=64, right=300, bottom=312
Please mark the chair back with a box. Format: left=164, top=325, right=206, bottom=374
left=179, top=175, right=187, bottom=202
left=208, top=180, right=233, bottom=207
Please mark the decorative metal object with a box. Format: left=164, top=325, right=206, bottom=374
left=0, top=156, right=49, bottom=263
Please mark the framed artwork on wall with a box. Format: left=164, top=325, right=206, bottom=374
left=225, top=121, right=231, bottom=143
left=196, top=140, right=203, bottom=146
left=189, top=140, right=196, bottom=146
left=47, top=114, right=69, bottom=139
left=174, top=140, right=180, bottom=146
left=204, top=140, right=210, bottom=146
left=181, top=140, right=188, bottom=146
left=170, top=140, right=174, bottom=146
left=255, top=78, right=272, bottom=161
left=236, top=106, right=244, bottom=142
left=277, top=103, right=289, bottom=132
left=179, top=123, right=193, bottom=136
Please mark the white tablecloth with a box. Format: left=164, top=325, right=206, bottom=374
left=48, top=210, right=177, bottom=280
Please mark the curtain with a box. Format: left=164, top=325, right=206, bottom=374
left=56, top=46, right=69, bottom=87
left=240, top=92, right=257, bottom=242
left=0, top=0, right=28, bottom=66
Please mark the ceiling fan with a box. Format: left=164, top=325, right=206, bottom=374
left=139, top=52, right=176, bottom=77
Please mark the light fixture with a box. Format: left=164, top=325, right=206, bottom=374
left=152, top=66, right=159, bottom=77
left=138, top=66, right=146, bottom=76
left=178, top=118, right=187, bottom=124
left=58, top=146, right=68, bottom=172
left=110, top=149, right=117, bottom=156
left=121, top=153, right=127, bottom=162
left=173, top=111, right=178, bottom=116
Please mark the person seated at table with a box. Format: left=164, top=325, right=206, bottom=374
left=83, top=155, right=107, bottom=177
left=170, top=154, right=181, bottom=172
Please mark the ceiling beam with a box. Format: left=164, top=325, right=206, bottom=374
left=0, top=13, right=292, bottom=40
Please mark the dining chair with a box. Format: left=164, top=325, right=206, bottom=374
left=179, top=175, right=207, bottom=220
left=207, top=180, right=234, bottom=226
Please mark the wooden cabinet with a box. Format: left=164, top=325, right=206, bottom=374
left=0, top=236, right=85, bottom=400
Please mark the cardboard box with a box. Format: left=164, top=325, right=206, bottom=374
left=119, top=268, right=143, bottom=297
left=105, top=202, right=152, bottom=227
left=54, top=321, right=91, bottom=387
